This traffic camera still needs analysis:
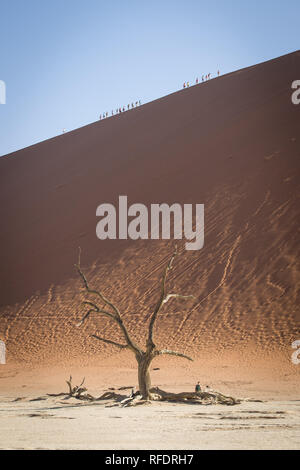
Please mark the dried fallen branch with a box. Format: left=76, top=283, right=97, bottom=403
left=150, top=387, right=240, bottom=406
left=47, top=377, right=128, bottom=402
left=47, top=376, right=94, bottom=401
left=120, top=387, right=240, bottom=407
left=47, top=377, right=241, bottom=407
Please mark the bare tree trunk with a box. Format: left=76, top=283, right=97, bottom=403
left=137, top=354, right=153, bottom=400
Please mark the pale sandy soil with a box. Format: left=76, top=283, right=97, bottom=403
left=0, top=357, right=299, bottom=449
left=0, top=393, right=299, bottom=450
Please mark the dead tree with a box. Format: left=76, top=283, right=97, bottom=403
left=75, top=246, right=194, bottom=400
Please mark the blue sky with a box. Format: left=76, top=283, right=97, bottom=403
left=0, top=0, right=299, bottom=157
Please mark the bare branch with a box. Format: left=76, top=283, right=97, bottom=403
left=66, top=375, right=73, bottom=394
left=91, top=334, right=128, bottom=349
left=157, top=349, right=193, bottom=361
left=162, top=293, right=195, bottom=305
left=65, top=376, right=87, bottom=398
left=82, top=300, right=100, bottom=310
left=75, top=247, right=121, bottom=317
left=78, top=377, right=86, bottom=388
left=76, top=308, right=97, bottom=327
left=75, top=248, right=143, bottom=355
left=82, top=301, right=116, bottom=320
left=147, top=246, right=178, bottom=349
left=76, top=302, right=117, bottom=327
left=116, top=318, right=143, bottom=355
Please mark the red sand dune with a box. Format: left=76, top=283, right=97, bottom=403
left=0, top=52, right=299, bottom=391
